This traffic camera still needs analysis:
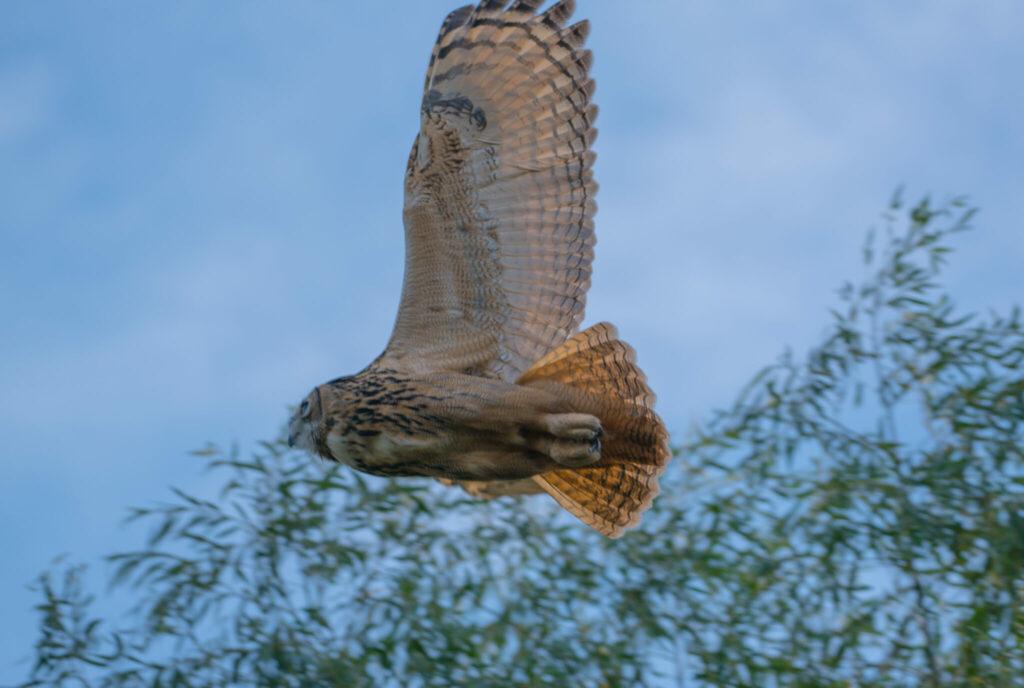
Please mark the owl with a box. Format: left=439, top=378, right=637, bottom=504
left=289, top=0, right=670, bottom=537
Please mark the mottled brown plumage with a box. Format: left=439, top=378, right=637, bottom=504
left=289, top=0, right=670, bottom=537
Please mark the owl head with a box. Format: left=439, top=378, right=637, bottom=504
left=287, top=386, right=326, bottom=455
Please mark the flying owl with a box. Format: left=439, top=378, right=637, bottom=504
left=288, top=0, right=670, bottom=537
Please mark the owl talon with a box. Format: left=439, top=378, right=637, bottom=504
left=549, top=437, right=602, bottom=468
left=541, top=413, right=602, bottom=441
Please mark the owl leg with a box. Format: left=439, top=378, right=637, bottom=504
left=530, top=413, right=603, bottom=468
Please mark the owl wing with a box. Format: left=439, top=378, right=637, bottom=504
left=378, top=0, right=598, bottom=381
left=436, top=477, right=545, bottom=498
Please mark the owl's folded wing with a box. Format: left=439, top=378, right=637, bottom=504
left=378, top=0, right=598, bottom=381
left=436, top=477, right=545, bottom=498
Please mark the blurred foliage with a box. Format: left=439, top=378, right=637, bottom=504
left=20, top=195, right=1024, bottom=687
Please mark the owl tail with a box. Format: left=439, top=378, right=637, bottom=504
left=517, top=323, right=671, bottom=537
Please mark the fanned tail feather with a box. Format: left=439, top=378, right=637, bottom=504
left=518, top=323, right=671, bottom=537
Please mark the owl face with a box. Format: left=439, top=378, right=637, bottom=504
left=287, top=386, right=325, bottom=454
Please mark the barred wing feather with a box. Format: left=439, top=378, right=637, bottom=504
left=380, top=0, right=598, bottom=381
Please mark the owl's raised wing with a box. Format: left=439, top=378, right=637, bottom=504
left=378, top=0, right=597, bottom=381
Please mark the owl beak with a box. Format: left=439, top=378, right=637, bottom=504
left=287, top=432, right=296, bottom=447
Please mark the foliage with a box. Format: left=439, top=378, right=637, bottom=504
left=20, top=195, right=1024, bottom=687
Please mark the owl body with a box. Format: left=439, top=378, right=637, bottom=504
left=288, top=1, right=672, bottom=537
left=295, top=366, right=578, bottom=481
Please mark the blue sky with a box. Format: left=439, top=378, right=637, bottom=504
left=1, top=1, right=1022, bottom=679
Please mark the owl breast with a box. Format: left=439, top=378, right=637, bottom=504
left=325, top=427, right=445, bottom=477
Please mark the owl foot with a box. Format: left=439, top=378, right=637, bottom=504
left=549, top=436, right=602, bottom=467
left=541, top=413, right=602, bottom=441
left=537, top=413, right=603, bottom=467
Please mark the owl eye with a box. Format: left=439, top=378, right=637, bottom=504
left=300, top=399, right=311, bottom=419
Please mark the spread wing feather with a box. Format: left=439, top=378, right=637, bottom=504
left=379, top=0, right=598, bottom=381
